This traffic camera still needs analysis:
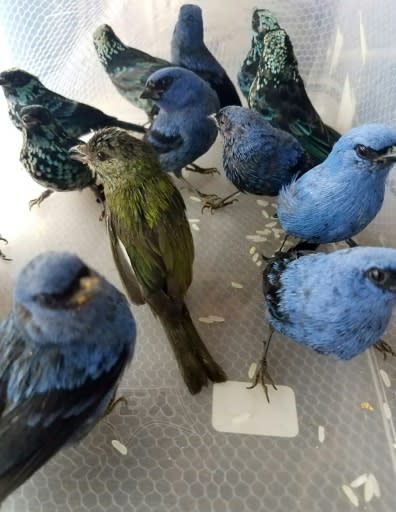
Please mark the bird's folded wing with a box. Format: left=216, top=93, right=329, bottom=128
left=0, top=342, right=129, bottom=503
left=146, top=129, right=183, bottom=154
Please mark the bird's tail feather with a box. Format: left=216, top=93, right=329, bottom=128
left=159, top=304, right=227, bottom=394
left=112, top=118, right=147, bottom=134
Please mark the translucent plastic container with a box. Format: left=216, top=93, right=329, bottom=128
left=0, top=1, right=395, bottom=511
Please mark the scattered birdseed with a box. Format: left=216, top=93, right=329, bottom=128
left=318, top=426, right=325, bottom=443
left=341, top=485, right=359, bottom=507
left=111, top=440, right=128, bottom=455
left=207, top=315, right=225, bottom=323
left=364, top=475, right=374, bottom=503
left=199, top=317, right=214, bottom=324
left=264, top=222, right=277, bottom=228
left=369, top=473, right=381, bottom=497
left=256, top=229, right=271, bottom=236
left=231, top=282, right=243, bottom=289
left=188, top=218, right=200, bottom=223
left=252, top=253, right=259, bottom=263
left=379, top=369, right=391, bottom=388
left=248, top=362, right=257, bottom=379
left=383, top=402, right=392, bottom=420
left=256, top=260, right=262, bottom=267
left=350, top=474, right=367, bottom=488
left=256, top=199, right=269, bottom=207
left=360, top=401, right=374, bottom=411
left=191, top=223, right=200, bottom=231
left=246, top=235, right=267, bottom=242
left=249, top=246, right=256, bottom=255
left=189, top=196, right=201, bottom=202
left=262, top=210, right=269, bottom=218
left=232, top=413, right=251, bottom=425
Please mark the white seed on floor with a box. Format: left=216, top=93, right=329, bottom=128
left=248, top=363, right=257, bottom=379
left=199, top=317, right=214, bottom=324
left=246, top=235, right=267, bottom=242
left=188, top=218, right=200, bottom=223
left=189, top=196, right=201, bottom=202
left=256, top=229, right=271, bottom=236
left=318, top=425, right=325, bottom=443
left=249, top=246, right=256, bottom=255
left=231, top=282, right=243, bottom=289
left=383, top=402, right=392, bottom=420
left=256, top=260, right=263, bottom=267
left=256, top=199, right=269, bottom=207
left=341, top=485, right=359, bottom=507
left=262, top=210, right=269, bottom=218
left=252, top=253, right=259, bottom=263
left=350, top=474, right=367, bottom=488
left=112, top=440, right=128, bottom=455
left=207, top=315, right=225, bottom=322
left=379, top=369, right=391, bottom=388
left=368, top=474, right=381, bottom=498
left=364, top=475, right=374, bottom=503
left=191, top=223, right=200, bottom=231
left=265, top=222, right=277, bottom=228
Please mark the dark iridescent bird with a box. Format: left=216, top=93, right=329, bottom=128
left=19, top=105, right=102, bottom=209
left=237, top=8, right=280, bottom=99
left=0, top=68, right=146, bottom=138
left=204, top=106, right=313, bottom=211
left=0, top=251, right=136, bottom=503
left=171, top=4, right=241, bottom=108
left=93, top=24, right=170, bottom=120
left=248, top=28, right=340, bottom=165
left=71, top=128, right=227, bottom=394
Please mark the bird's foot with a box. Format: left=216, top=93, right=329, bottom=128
left=374, top=339, right=396, bottom=359
left=185, top=163, right=219, bottom=175
left=247, top=355, right=277, bottom=403
left=201, top=194, right=239, bottom=214
left=29, top=189, right=53, bottom=210
left=103, top=395, right=128, bottom=418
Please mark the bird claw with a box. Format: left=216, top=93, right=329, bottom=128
left=374, top=339, right=396, bottom=359
left=102, top=395, right=128, bottom=418
left=29, top=189, right=53, bottom=210
left=201, top=196, right=239, bottom=214
left=247, top=356, right=277, bottom=403
left=185, top=163, right=219, bottom=175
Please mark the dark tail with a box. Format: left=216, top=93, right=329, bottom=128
left=159, top=304, right=227, bottom=394
left=109, top=117, right=147, bottom=134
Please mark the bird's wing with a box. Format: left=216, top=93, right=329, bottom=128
left=0, top=331, right=129, bottom=503
left=145, top=128, right=183, bottom=154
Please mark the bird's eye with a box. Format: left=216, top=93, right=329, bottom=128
left=97, top=151, right=109, bottom=161
left=355, top=144, right=370, bottom=159
left=367, top=267, right=386, bottom=284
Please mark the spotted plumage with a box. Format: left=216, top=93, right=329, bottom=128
left=248, top=28, right=340, bottom=165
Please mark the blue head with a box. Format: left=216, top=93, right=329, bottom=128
left=173, top=4, right=204, bottom=49
left=327, top=123, right=396, bottom=178
left=13, top=252, right=136, bottom=348
left=141, top=66, right=219, bottom=112
left=214, top=105, right=272, bottom=142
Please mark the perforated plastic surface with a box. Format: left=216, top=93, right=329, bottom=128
left=0, top=1, right=396, bottom=511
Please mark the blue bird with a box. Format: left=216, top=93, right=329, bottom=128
left=277, top=123, right=396, bottom=245
left=171, top=4, right=241, bottom=108
left=0, top=251, right=136, bottom=502
left=141, top=66, right=220, bottom=179
left=93, top=24, right=170, bottom=120
left=204, top=106, right=313, bottom=211
left=0, top=68, right=146, bottom=138
left=237, top=9, right=280, bottom=99
left=20, top=105, right=103, bottom=210
left=250, top=246, right=396, bottom=396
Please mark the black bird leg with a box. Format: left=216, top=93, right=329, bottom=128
left=29, top=189, right=54, bottom=210
left=185, top=162, right=219, bottom=175
left=374, top=339, right=396, bottom=359
left=247, top=326, right=277, bottom=402
left=345, top=238, right=359, bottom=248
left=201, top=191, right=240, bottom=214
left=102, top=394, right=128, bottom=418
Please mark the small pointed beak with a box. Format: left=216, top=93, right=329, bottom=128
left=209, top=112, right=219, bottom=128
left=21, top=114, right=38, bottom=127
left=140, top=81, right=161, bottom=100
left=0, top=74, right=9, bottom=86
left=375, top=146, right=396, bottom=163
left=69, top=144, right=89, bottom=163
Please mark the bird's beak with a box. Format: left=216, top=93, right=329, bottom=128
left=21, top=114, right=38, bottom=127
left=0, top=73, right=9, bottom=86
left=69, top=144, right=89, bottom=163
left=209, top=112, right=220, bottom=128
left=69, top=274, right=101, bottom=307
left=375, top=146, right=396, bottom=163
left=140, top=81, right=161, bottom=100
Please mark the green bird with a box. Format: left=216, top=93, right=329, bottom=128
left=70, top=128, right=227, bottom=394
left=248, top=28, right=340, bottom=165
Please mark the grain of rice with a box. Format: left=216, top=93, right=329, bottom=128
left=257, top=199, right=269, bottom=207
left=199, top=317, right=214, bottom=324
left=256, top=261, right=262, bottom=267
left=256, top=229, right=271, bottom=235
left=191, top=223, right=200, bottom=231
left=318, top=425, right=325, bottom=443
left=341, top=485, right=359, bottom=507
left=379, top=369, right=391, bottom=388
left=208, top=315, right=225, bottom=322
left=368, top=474, right=381, bottom=498
left=252, top=253, right=259, bottom=263
left=188, top=218, right=200, bottom=223
left=112, top=440, right=128, bottom=455
left=262, top=210, right=269, bottom=218
left=248, top=363, right=257, bottom=379
left=364, top=476, right=374, bottom=503
left=265, top=222, right=277, bottom=228
left=383, top=402, right=392, bottom=420
left=231, top=282, right=243, bottom=289
left=350, top=474, right=367, bottom=488
left=189, top=196, right=201, bottom=202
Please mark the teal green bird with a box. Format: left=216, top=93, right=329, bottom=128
left=248, top=28, right=340, bottom=165
left=70, top=128, right=226, bottom=394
